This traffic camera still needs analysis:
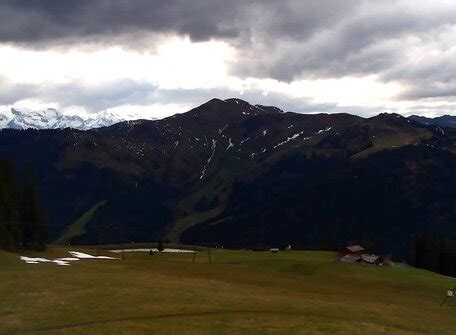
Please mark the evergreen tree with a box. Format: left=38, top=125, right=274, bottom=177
left=20, top=168, right=47, bottom=251
left=0, top=159, right=21, bottom=250
left=0, top=162, right=61, bottom=252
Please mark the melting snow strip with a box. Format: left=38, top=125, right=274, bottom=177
left=68, top=251, right=117, bottom=259
left=56, top=257, right=80, bottom=261
left=274, top=131, right=310, bottom=148
left=20, top=256, right=71, bottom=266
left=240, top=137, right=250, bottom=144
left=218, top=124, right=228, bottom=134
left=20, top=251, right=118, bottom=266
left=200, top=139, right=217, bottom=179
left=226, top=138, right=234, bottom=150
left=316, top=127, right=332, bottom=134
left=109, top=248, right=194, bottom=253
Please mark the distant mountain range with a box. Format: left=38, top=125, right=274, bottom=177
left=408, top=115, right=456, bottom=128
left=0, top=98, right=455, bottom=259
left=1, top=106, right=455, bottom=131
left=0, top=108, right=154, bottom=130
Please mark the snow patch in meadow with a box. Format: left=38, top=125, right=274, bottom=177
left=68, top=251, right=117, bottom=259
left=20, top=256, right=70, bottom=266
left=21, top=256, right=51, bottom=263
left=20, top=251, right=118, bottom=266
left=108, top=248, right=195, bottom=253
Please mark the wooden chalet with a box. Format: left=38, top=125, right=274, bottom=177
left=339, top=244, right=387, bottom=266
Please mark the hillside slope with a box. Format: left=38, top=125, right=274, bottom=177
left=0, top=98, right=455, bottom=258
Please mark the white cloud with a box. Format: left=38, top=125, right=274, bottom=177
left=1, top=0, right=456, bottom=118
left=0, top=38, right=234, bottom=88
left=0, top=37, right=410, bottom=117
left=103, top=103, right=192, bottom=120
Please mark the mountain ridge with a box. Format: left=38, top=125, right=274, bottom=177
left=408, top=114, right=456, bottom=128
left=2, top=99, right=456, bottom=131
left=0, top=98, right=455, bottom=258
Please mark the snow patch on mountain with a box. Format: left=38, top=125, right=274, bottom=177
left=274, top=131, right=311, bottom=148
left=226, top=138, right=234, bottom=150
left=200, top=139, right=217, bottom=179
left=316, top=127, right=332, bottom=134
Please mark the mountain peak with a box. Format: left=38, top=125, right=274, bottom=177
left=224, top=98, right=251, bottom=106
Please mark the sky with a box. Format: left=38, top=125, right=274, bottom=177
left=1, top=0, right=456, bottom=119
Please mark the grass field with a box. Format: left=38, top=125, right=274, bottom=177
left=1, top=247, right=456, bottom=334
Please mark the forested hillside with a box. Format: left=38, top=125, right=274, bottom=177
left=0, top=159, right=47, bottom=251
left=0, top=98, right=455, bottom=264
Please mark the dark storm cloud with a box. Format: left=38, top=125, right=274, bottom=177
left=42, top=80, right=159, bottom=113
left=0, top=0, right=357, bottom=46
left=2, top=1, right=456, bottom=103
left=383, top=50, right=456, bottom=100
left=398, top=84, right=456, bottom=100
left=0, top=0, right=241, bottom=44
left=0, top=76, right=158, bottom=112
left=233, top=3, right=456, bottom=81
left=1, top=1, right=451, bottom=77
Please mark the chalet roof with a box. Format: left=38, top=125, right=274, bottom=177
left=345, top=245, right=365, bottom=253
left=340, top=254, right=361, bottom=263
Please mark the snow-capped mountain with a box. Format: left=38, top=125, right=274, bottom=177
left=0, top=108, right=150, bottom=130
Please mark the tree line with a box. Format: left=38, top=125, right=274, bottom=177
left=0, top=159, right=47, bottom=251
left=411, top=235, right=456, bottom=276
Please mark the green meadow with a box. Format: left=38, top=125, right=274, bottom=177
left=1, top=247, right=455, bottom=334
